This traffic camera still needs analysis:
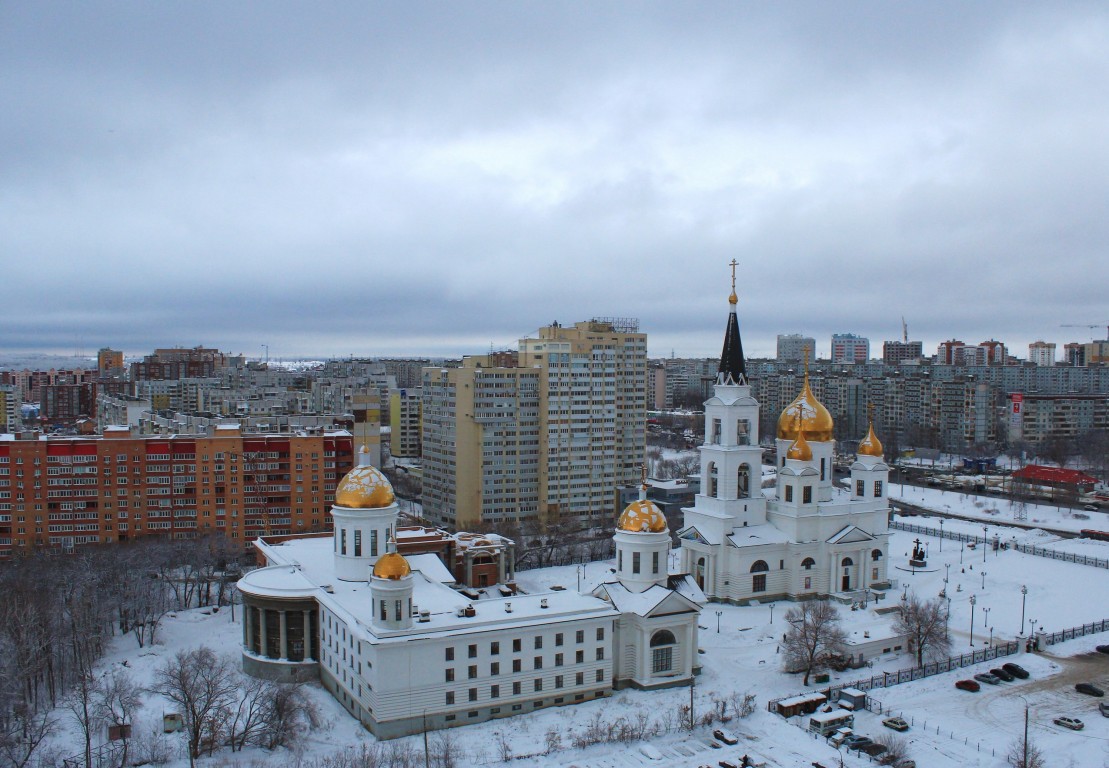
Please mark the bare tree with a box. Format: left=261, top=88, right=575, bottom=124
left=151, top=647, right=238, bottom=766
left=93, top=669, right=142, bottom=767
left=894, top=593, right=952, bottom=666
left=781, top=600, right=847, bottom=685
left=1007, top=734, right=1045, bottom=768
left=0, top=705, right=55, bottom=768
left=432, top=730, right=461, bottom=768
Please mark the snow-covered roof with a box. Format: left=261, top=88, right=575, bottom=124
left=727, top=524, right=791, bottom=547
left=593, top=581, right=701, bottom=618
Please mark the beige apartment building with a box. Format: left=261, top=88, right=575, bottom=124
left=422, top=319, right=646, bottom=530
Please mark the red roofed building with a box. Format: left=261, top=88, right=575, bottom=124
left=1011, top=465, right=1098, bottom=492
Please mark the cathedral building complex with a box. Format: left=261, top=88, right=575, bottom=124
left=237, top=275, right=890, bottom=737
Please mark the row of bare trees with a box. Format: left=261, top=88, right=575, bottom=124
left=0, top=536, right=243, bottom=768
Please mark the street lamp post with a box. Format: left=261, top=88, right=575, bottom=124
left=1020, top=585, right=1028, bottom=635
left=715, top=610, right=722, bottom=634
left=981, top=571, right=987, bottom=590
left=960, top=540, right=965, bottom=564
left=769, top=603, right=775, bottom=624
left=945, top=596, right=952, bottom=635
left=1028, top=618, right=1038, bottom=650
left=989, top=626, right=994, bottom=646
left=969, top=594, right=977, bottom=647
left=944, top=563, right=951, bottom=585
left=983, top=525, right=988, bottom=563
left=983, top=606, right=991, bottom=636
left=939, top=518, right=944, bottom=552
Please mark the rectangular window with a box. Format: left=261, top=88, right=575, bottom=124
left=468, top=665, right=477, bottom=679
left=340, top=528, right=347, bottom=554
left=872, top=567, right=879, bottom=580
left=874, top=480, right=883, bottom=497
left=512, top=681, right=521, bottom=695
left=445, top=669, right=455, bottom=682
left=353, top=529, right=361, bottom=557
left=468, top=688, right=477, bottom=702
left=856, top=479, right=864, bottom=496
left=785, top=485, right=793, bottom=502
left=632, top=551, right=640, bottom=574
left=370, top=529, right=378, bottom=556
left=534, top=679, right=542, bottom=692
left=445, top=647, right=455, bottom=661
left=753, top=573, right=767, bottom=592
left=804, top=576, right=812, bottom=590
left=555, top=653, right=563, bottom=667
left=555, top=633, right=563, bottom=647
left=490, top=641, right=500, bottom=655
left=513, top=659, right=522, bottom=673
left=576, top=672, right=584, bottom=686
left=820, top=458, right=825, bottom=481
left=534, top=656, right=543, bottom=670
left=596, top=648, right=604, bottom=661
left=652, top=551, right=659, bottom=574
left=394, top=600, right=402, bottom=621
left=469, top=644, right=478, bottom=658
left=490, top=662, right=500, bottom=676
left=596, top=669, right=604, bottom=682
left=490, top=685, right=500, bottom=699
left=576, top=650, right=584, bottom=663
left=596, top=627, right=604, bottom=641
left=513, top=638, right=521, bottom=652
left=445, top=692, right=454, bottom=705
left=555, top=675, right=564, bottom=689
left=576, top=630, right=584, bottom=644
left=651, top=646, right=673, bottom=673
left=534, top=636, right=543, bottom=649
left=802, top=485, right=812, bottom=504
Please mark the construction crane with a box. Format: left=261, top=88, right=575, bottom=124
left=1061, top=323, right=1108, bottom=340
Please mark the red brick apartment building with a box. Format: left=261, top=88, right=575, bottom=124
left=0, top=427, right=354, bottom=559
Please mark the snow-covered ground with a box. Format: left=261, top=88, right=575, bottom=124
left=47, top=517, right=1109, bottom=768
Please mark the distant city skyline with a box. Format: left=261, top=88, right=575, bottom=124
left=3, top=3, right=1107, bottom=361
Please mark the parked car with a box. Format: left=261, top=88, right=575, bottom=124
left=882, top=717, right=910, bottom=732
left=842, top=735, right=873, bottom=750
left=1054, top=716, right=1084, bottom=730
left=718, top=761, right=738, bottom=768
left=956, top=679, right=981, bottom=692
left=1002, top=662, right=1030, bottom=679
left=990, top=667, right=1014, bottom=682
left=860, top=743, right=888, bottom=757
left=1095, top=644, right=1109, bottom=654
left=1099, top=701, right=1109, bottom=717
left=713, top=729, right=739, bottom=746
left=974, top=672, right=1002, bottom=685
left=828, top=727, right=853, bottom=748
left=1076, top=682, right=1105, bottom=697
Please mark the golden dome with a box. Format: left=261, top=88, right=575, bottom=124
left=777, top=376, right=834, bottom=442
left=616, top=498, right=667, bottom=533
left=858, top=422, right=884, bottom=457
left=786, top=429, right=813, bottom=461
left=372, top=551, right=411, bottom=580
left=334, top=464, right=395, bottom=509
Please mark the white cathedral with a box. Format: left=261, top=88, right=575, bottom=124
left=236, top=278, right=890, bottom=738
left=678, top=283, right=892, bottom=603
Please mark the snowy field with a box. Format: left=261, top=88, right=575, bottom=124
left=45, top=519, right=1109, bottom=768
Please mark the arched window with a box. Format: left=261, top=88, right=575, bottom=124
left=695, top=557, right=706, bottom=589
left=750, top=560, right=768, bottom=593
left=871, top=549, right=883, bottom=562
left=841, top=557, right=854, bottom=567
left=650, top=630, right=676, bottom=674
left=737, top=464, right=751, bottom=499
left=706, top=462, right=719, bottom=498
left=801, top=557, right=816, bottom=570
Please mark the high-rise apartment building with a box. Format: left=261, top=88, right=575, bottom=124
left=422, top=319, right=646, bottom=530
left=0, top=428, right=353, bottom=559
left=1064, top=343, right=1087, bottom=367
left=388, top=387, right=422, bottom=458
left=830, top=333, right=869, bottom=363
left=776, top=334, right=816, bottom=362
left=1028, top=341, right=1057, bottom=367
left=882, top=340, right=923, bottom=365
left=97, top=348, right=125, bottom=377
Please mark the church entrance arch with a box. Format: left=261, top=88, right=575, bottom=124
left=840, top=556, right=854, bottom=591
left=695, top=557, right=706, bottom=590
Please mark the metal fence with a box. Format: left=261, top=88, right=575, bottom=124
left=1039, top=618, right=1109, bottom=647
left=768, top=640, right=1019, bottom=714
left=889, top=520, right=1109, bottom=569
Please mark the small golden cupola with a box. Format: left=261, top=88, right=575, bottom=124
left=334, top=445, right=396, bottom=508
left=786, top=425, right=813, bottom=461
left=372, top=550, right=411, bottom=580
left=616, top=479, right=667, bottom=533
left=858, top=421, right=884, bottom=458
left=776, top=356, right=834, bottom=442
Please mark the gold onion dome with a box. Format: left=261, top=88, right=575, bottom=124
left=617, top=498, right=667, bottom=533
left=334, top=449, right=396, bottom=509
left=858, top=422, right=884, bottom=457
left=372, top=551, right=411, bottom=580
left=786, top=429, right=813, bottom=461
left=776, top=376, right=834, bottom=442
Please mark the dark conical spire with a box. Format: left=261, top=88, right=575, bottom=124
left=717, top=260, right=748, bottom=385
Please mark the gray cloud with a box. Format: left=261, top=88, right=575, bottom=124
left=2, top=2, right=1108, bottom=362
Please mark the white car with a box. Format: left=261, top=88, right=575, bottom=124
left=1054, top=716, right=1084, bottom=731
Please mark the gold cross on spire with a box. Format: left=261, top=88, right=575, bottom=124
left=728, top=259, right=739, bottom=304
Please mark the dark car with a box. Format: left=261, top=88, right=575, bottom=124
left=956, top=679, right=981, bottom=692
left=974, top=672, right=1002, bottom=685
left=1002, top=662, right=1030, bottom=679
left=1096, top=645, right=1109, bottom=654
left=1076, top=682, right=1105, bottom=697
left=990, top=667, right=1014, bottom=682
left=860, top=743, right=889, bottom=757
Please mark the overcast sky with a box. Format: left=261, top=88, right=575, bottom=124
left=3, top=2, right=1107, bottom=362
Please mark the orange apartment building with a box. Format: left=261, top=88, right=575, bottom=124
left=0, top=426, right=354, bottom=559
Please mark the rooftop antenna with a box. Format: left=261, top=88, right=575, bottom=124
left=902, top=317, right=908, bottom=343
